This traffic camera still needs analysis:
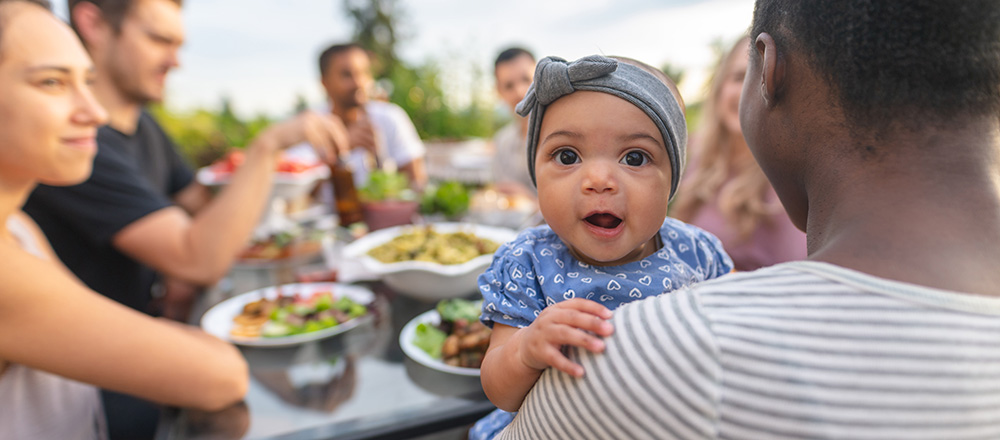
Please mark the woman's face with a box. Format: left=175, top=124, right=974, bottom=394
left=718, top=45, right=749, bottom=136
left=0, top=3, right=107, bottom=187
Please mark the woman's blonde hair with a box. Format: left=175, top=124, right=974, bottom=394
left=671, top=36, right=779, bottom=241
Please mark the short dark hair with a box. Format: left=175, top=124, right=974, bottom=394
left=318, top=42, right=367, bottom=77
left=68, top=0, right=183, bottom=35
left=494, top=47, right=534, bottom=72
left=751, top=0, right=1000, bottom=131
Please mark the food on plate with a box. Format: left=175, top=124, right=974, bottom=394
left=230, top=289, right=367, bottom=339
left=209, top=150, right=320, bottom=176
left=412, top=299, right=491, bottom=368
left=239, top=228, right=323, bottom=261
left=367, top=226, right=500, bottom=265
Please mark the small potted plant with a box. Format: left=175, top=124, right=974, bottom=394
left=420, top=180, right=471, bottom=222
left=359, top=170, right=421, bottom=231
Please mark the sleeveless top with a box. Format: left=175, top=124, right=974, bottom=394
left=0, top=216, right=108, bottom=440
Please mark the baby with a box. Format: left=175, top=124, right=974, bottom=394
left=473, top=55, right=733, bottom=439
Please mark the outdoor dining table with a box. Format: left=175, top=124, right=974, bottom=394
left=155, top=261, right=496, bottom=440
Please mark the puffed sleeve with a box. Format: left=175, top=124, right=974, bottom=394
left=691, top=225, right=734, bottom=279
left=479, top=243, right=545, bottom=329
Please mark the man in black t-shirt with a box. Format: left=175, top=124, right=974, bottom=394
left=23, top=2, right=347, bottom=436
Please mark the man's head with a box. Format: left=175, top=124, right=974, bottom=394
left=319, top=43, right=373, bottom=112
left=68, top=0, right=184, bottom=105
left=494, top=47, right=535, bottom=112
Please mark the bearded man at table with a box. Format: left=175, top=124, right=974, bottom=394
left=22, top=0, right=346, bottom=437
left=314, top=42, right=428, bottom=188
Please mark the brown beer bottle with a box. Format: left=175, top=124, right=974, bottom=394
left=330, top=157, right=364, bottom=227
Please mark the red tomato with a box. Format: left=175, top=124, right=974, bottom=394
left=276, top=160, right=309, bottom=173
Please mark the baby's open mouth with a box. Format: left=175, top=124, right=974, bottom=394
left=585, top=213, right=623, bottom=229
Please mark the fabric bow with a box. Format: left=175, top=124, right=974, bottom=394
left=515, top=55, right=619, bottom=116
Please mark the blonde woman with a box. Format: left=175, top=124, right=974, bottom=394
left=671, top=36, right=806, bottom=271
left=0, top=2, right=247, bottom=438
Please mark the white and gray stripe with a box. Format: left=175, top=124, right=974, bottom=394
left=498, top=261, right=1000, bottom=440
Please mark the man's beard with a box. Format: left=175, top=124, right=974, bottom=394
left=108, top=58, right=162, bottom=106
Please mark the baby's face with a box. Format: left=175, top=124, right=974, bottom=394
left=535, top=91, right=672, bottom=266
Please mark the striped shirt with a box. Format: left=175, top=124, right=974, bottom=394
left=498, top=261, right=1000, bottom=440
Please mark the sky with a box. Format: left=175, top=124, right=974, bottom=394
left=55, top=0, right=755, bottom=118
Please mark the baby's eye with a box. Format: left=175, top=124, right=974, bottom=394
left=556, top=149, right=579, bottom=165
left=621, top=151, right=649, bottom=167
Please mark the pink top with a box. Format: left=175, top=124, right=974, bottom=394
left=685, top=187, right=806, bottom=271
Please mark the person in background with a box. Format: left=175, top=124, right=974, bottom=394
left=22, top=0, right=346, bottom=437
left=472, top=54, right=733, bottom=440
left=670, top=35, right=806, bottom=271
left=318, top=42, right=427, bottom=188
left=490, top=47, right=537, bottom=196
left=0, top=2, right=247, bottom=439
left=497, top=0, right=1000, bottom=438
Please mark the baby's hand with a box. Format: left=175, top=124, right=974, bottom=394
left=518, top=298, right=614, bottom=378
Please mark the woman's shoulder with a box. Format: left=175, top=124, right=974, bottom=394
left=5, top=212, right=53, bottom=260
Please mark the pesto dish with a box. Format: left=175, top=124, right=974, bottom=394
left=366, top=226, right=500, bottom=265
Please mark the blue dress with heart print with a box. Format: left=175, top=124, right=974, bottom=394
left=470, top=218, right=733, bottom=440
left=479, top=217, right=733, bottom=330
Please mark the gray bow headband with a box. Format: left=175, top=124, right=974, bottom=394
left=515, top=55, right=687, bottom=199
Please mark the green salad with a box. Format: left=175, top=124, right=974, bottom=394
left=412, top=299, right=491, bottom=368
left=230, top=290, right=368, bottom=339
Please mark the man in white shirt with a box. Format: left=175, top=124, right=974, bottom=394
left=317, top=43, right=426, bottom=188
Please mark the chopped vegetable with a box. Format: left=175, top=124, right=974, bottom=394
left=230, top=290, right=367, bottom=339
left=413, top=323, right=448, bottom=359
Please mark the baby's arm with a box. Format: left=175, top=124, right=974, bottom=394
left=480, top=298, right=614, bottom=412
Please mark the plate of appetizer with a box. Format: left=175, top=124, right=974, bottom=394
left=201, top=282, right=373, bottom=348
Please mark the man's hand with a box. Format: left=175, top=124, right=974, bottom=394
left=346, top=113, right=379, bottom=157
left=253, top=110, right=349, bottom=163
left=517, top=298, right=614, bottom=378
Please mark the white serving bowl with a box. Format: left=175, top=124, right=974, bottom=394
left=341, top=223, right=517, bottom=302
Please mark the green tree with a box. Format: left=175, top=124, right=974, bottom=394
left=342, top=0, right=407, bottom=78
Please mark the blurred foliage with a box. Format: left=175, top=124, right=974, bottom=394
left=149, top=98, right=272, bottom=168
left=660, top=61, right=685, bottom=86
left=344, top=0, right=406, bottom=79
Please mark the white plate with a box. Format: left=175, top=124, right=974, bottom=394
left=196, top=164, right=330, bottom=200
left=200, top=282, right=374, bottom=348
left=196, top=163, right=330, bottom=186
left=399, top=308, right=481, bottom=377
left=341, top=223, right=517, bottom=301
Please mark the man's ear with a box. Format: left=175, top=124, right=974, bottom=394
left=754, top=32, right=785, bottom=107
left=71, top=1, right=109, bottom=50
